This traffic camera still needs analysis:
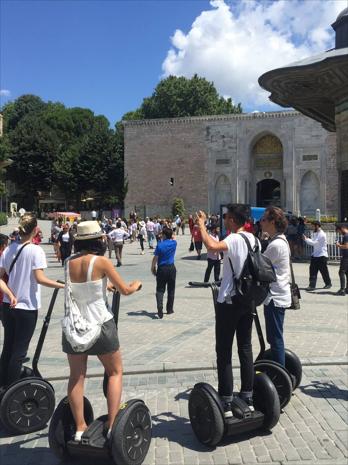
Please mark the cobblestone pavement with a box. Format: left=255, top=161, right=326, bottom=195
left=0, top=219, right=347, bottom=464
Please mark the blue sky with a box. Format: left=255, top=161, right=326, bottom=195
left=0, top=0, right=345, bottom=127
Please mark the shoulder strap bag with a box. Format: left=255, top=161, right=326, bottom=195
left=272, top=236, right=301, bottom=310
left=8, top=242, right=30, bottom=275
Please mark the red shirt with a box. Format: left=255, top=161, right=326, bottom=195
left=192, top=225, right=202, bottom=242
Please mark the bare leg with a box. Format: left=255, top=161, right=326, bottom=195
left=98, top=350, right=123, bottom=430
left=67, top=354, right=88, bottom=432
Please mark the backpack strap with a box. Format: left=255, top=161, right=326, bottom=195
left=271, top=236, right=295, bottom=286
left=87, top=255, right=98, bottom=282
left=8, top=242, right=30, bottom=274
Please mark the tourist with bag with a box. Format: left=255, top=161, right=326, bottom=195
left=0, top=213, right=64, bottom=388
left=260, top=207, right=293, bottom=367
left=61, top=221, right=142, bottom=442
left=197, top=204, right=259, bottom=418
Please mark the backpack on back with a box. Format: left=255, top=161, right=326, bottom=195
left=229, top=233, right=277, bottom=307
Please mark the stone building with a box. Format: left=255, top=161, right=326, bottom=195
left=124, top=110, right=337, bottom=218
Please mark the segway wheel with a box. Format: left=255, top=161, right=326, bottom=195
left=0, top=378, right=55, bottom=434
left=253, top=371, right=280, bottom=430
left=48, top=396, right=94, bottom=459
left=188, top=384, right=224, bottom=447
left=254, top=360, right=293, bottom=409
left=111, top=400, right=152, bottom=465
left=262, top=349, right=302, bottom=390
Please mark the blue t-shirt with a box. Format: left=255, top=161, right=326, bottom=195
left=155, top=239, right=177, bottom=266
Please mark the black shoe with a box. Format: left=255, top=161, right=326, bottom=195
left=305, top=286, right=315, bottom=291
left=223, top=401, right=233, bottom=419
left=243, top=397, right=255, bottom=412
left=345, top=289, right=348, bottom=294
left=158, top=311, right=163, bottom=319
left=167, top=310, right=174, bottom=314
left=323, top=284, right=332, bottom=289
left=336, top=289, right=346, bottom=296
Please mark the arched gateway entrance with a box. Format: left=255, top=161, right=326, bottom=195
left=252, top=134, right=283, bottom=208
left=257, top=179, right=281, bottom=207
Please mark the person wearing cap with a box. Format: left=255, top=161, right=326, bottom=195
left=138, top=220, right=147, bottom=255
left=62, top=221, right=142, bottom=441
left=303, top=221, right=332, bottom=291
left=335, top=223, right=348, bottom=295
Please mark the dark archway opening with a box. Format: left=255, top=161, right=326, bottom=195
left=257, top=179, right=281, bottom=207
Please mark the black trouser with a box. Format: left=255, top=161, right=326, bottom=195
left=215, top=301, right=254, bottom=398
left=156, top=264, right=176, bottom=313
left=339, top=257, right=348, bottom=290
left=204, top=258, right=221, bottom=282
left=0, top=304, right=38, bottom=386
left=139, top=236, right=145, bottom=251
left=309, top=256, right=331, bottom=287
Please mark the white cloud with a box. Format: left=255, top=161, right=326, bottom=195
left=0, top=89, right=11, bottom=97
left=162, top=0, right=346, bottom=110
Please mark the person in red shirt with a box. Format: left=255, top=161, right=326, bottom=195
left=192, top=220, right=203, bottom=260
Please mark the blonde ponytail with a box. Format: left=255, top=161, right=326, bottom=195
left=18, top=213, right=37, bottom=236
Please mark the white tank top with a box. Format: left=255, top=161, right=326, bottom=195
left=68, top=255, right=113, bottom=325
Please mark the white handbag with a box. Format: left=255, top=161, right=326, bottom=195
left=61, top=257, right=102, bottom=352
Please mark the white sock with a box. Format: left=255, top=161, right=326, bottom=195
left=74, top=431, right=84, bottom=442
left=106, top=428, right=112, bottom=440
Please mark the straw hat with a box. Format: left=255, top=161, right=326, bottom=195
left=75, top=221, right=103, bottom=240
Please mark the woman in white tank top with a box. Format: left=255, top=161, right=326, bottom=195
left=65, top=221, right=142, bottom=441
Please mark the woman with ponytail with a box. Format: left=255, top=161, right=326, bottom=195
left=0, top=213, right=64, bottom=388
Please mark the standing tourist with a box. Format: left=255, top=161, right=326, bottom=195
left=335, top=223, right=348, bottom=295
left=151, top=226, right=177, bottom=319
left=0, top=213, right=64, bottom=388
left=303, top=221, right=332, bottom=291
left=192, top=220, right=203, bottom=259
left=197, top=205, right=256, bottom=417
left=138, top=220, right=147, bottom=255
left=188, top=214, right=194, bottom=235
left=57, top=223, right=74, bottom=266
left=203, top=225, right=221, bottom=283
left=146, top=217, right=155, bottom=249
left=261, top=207, right=291, bottom=366
left=62, top=221, right=142, bottom=441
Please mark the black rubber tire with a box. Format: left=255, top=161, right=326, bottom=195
left=254, top=360, right=293, bottom=409
left=253, top=371, right=280, bottom=430
left=262, top=349, right=302, bottom=390
left=188, top=385, right=224, bottom=447
left=111, top=400, right=152, bottom=465
left=0, top=378, right=55, bottom=434
left=48, top=396, right=94, bottom=460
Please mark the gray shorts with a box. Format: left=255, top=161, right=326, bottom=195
left=62, top=318, right=120, bottom=355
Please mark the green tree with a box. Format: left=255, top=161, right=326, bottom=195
left=139, top=74, right=242, bottom=119
left=172, top=197, right=185, bottom=218
left=1, top=94, right=46, bottom=132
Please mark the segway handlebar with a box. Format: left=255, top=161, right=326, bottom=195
left=188, top=281, right=221, bottom=288
left=32, top=281, right=64, bottom=377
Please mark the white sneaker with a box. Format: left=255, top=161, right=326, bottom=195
left=74, top=431, right=84, bottom=442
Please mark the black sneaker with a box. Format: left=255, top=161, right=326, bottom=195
left=336, top=289, right=346, bottom=296
left=158, top=310, right=163, bottom=319
left=244, top=397, right=255, bottom=412
left=223, top=401, right=233, bottom=419
left=305, top=286, right=315, bottom=291
left=345, top=289, right=348, bottom=294
left=323, top=284, right=332, bottom=289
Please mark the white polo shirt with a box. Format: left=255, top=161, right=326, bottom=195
left=304, top=229, right=328, bottom=257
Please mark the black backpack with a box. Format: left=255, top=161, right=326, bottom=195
left=229, top=233, right=277, bottom=307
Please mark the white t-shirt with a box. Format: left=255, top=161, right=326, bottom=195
left=263, top=235, right=291, bottom=308
left=108, top=228, right=128, bottom=243
left=304, top=229, right=328, bottom=257
left=218, top=232, right=258, bottom=304
left=0, top=242, right=47, bottom=310
left=61, top=232, right=70, bottom=243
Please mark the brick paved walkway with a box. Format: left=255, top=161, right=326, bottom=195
left=0, top=219, right=347, bottom=464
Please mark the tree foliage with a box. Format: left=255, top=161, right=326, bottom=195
left=172, top=197, right=185, bottom=218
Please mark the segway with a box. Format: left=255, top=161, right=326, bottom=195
left=0, top=284, right=63, bottom=434
left=48, top=289, right=152, bottom=465
left=188, top=282, right=302, bottom=409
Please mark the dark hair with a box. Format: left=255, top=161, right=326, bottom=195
left=74, top=237, right=106, bottom=256
left=0, top=233, right=8, bottom=248
left=116, top=221, right=121, bottom=228
left=313, top=221, right=321, bottom=227
left=162, top=226, right=173, bottom=239
left=226, top=204, right=250, bottom=227
left=265, top=206, right=288, bottom=233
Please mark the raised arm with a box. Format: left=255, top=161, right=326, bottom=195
left=197, top=211, right=228, bottom=253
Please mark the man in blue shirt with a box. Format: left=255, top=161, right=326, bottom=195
left=151, top=227, right=177, bottom=319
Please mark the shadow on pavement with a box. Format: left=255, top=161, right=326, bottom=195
left=300, top=381, right=348, bottom=400
left=181, top=253, right=207, bottom=261
left=127, top=310, right=159, bottom=319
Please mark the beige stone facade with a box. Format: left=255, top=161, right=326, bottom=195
left=124, top=111, right=338, bottom=218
